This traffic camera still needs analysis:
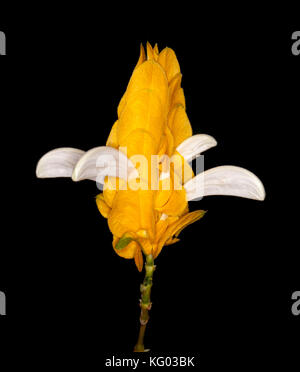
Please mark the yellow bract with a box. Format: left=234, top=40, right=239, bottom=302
left=97, top=43, right=205, bottom=270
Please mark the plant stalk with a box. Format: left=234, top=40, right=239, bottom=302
left=134, top=254, right=155, bottom=352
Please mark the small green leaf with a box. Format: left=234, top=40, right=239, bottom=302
left=115, top=236, right=134, bottom=250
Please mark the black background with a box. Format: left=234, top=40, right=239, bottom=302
left=0, top=5, right=299, bottom=369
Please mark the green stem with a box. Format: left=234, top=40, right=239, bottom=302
left=134, top=254, right=155, bottom=352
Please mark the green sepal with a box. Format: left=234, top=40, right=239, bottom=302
left=115, top=236, right=134, bottom=250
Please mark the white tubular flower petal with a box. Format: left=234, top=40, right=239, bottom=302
left=176, top=134, right=217, bottom=162
left=72, top=146, right=139, bottom=183
left=36, top=148, right=85, bottom=178
left=184, top=165, right=266, bottom=201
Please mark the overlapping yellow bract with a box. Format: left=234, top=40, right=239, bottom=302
left=97, top=42, right=205, bottom=271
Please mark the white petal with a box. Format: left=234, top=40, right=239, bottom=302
left=36, top=148, right=85, bottom=178
left=176, top=134, right=217, bottom=162
left=184, top=165, right=266, bottom=201
left=72, top=146, right=139, bottom=183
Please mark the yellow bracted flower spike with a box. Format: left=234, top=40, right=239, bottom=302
left=98, top=42, right=205, bottom=272
left=36, top=42, right=265, bottom=352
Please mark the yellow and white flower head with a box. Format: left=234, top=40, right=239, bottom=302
left=36, top=42, right=265, bottom=271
